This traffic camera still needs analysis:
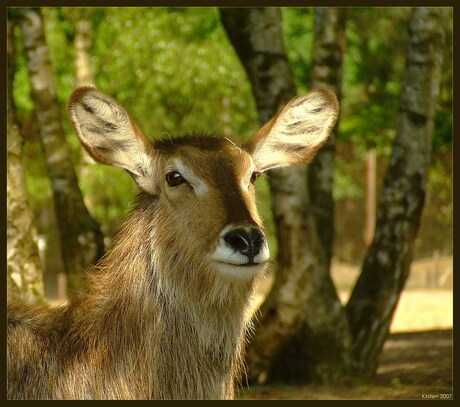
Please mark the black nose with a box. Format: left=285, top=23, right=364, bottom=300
left=224, top=227, right=265, bottom=261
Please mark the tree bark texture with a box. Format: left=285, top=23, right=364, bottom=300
left=221, top=7, right=342, bottom=384
left=309, top=7, right=346, bottom=261
left=268, top=8, right=352, bottom=385
left=345, top=7, right=446, bottom=380
left=70, top=8, right=100, bottom=207
left=7, top=12, right=46, bottom=305
left=220, top=8, right=297, bottom=125
left=73, top=8, right=95, bottom=87
left=222, top=6, right=445, bottom=384
left=18, top=7, right=104, bottom=299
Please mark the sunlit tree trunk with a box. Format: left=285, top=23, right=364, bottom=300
left=268, top=8, right=352, bottom=385
left=364, top=148, right=377, bottom=247
left=7, top=11, right=46, bottom=305
left=221, top=7, right=329, bottom=384
left=72, top=8, right=95, bottom=87
left=346, top=7, right=446, bottom=380
left=222, top=6, right=445, bottom=384
left=18, top=7, right=104, bottom=299
left=68, top=7, right=100, bottom=210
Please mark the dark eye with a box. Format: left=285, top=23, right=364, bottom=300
left=250, top=172, right=261, bottom=184
left=166, top=171, right=186, bottom=187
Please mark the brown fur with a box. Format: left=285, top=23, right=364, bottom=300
left=8, top=187, right=260, bottom=399
left=8, top=87, right=339, bottom=400
left=7, top=133, right=264, bottom=400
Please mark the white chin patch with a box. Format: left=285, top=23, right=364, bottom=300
left=210, top=239, right=270, bottom=279
left=212, top=261, right=267, bottom=280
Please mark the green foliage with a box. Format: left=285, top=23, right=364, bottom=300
left=419, top=152, right=453, bottom=253
left=340, top=8, right=409, bottom=154
left=22, top=141, right=52, bottom=214
left=90, top=7, right=258, bottom=140
left=12, top=6, right=452, bottom=256
left=78, top=166, right=138, bottom=226
left=12, top=25, right=33, bottom=115
left=341, top=7, right=452, bottom=154
left=281, top=8, right=314, bottom=93
left=333, top=163, right=363, bottom=201
left=16, top=7, right=261, bottom=231
left=390, top=377, right=404, bottom=388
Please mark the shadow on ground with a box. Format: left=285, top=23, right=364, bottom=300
left=238, top=329, right=453, bottom=400
left=376, top=329, right=452, bottom=388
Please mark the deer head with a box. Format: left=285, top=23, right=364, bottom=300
left=68, top=87, right=338, bottom=281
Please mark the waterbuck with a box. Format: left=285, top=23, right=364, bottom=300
left=7, top=87, right=339, bottom=399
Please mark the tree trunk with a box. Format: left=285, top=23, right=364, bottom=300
left=220, top=7, right=334, bottom=384
left=222, top=6, right=445, bottom=385
left=309, top=7, right=346, bottom=261
left=346, top=7, right=446, bottom=380
left=69, top=8, right=100, bottom=209
left=364, top=148, right=377, bottom=247
left=73, top=8, right=95, bottom=87
left=220, top=8, right=297, bottom=125
left=18, top=7, right=104, bottom=299
left=7, top=11, right=46, bottom=305
left=267, top=8, right=352, bottom=385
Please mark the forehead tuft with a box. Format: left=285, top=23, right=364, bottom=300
left=154, top=134, right=252, bottom=188
left=153, top=134, right=241, bottom=154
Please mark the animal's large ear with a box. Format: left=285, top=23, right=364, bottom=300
left=243, top=88, right=339, bottom=172
left=68, top=87, right=157, bottom=195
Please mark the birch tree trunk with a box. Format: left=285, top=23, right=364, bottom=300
left=221, top=7, right=329, bottom=384
left=268, top=8, right=352, bottom=385
left=69, top=7, right=100, bottom=209
left=73, top=8, right=95, bottom=87
left=345, top=7, right=446, bottom=380
left=7, top=11, right=46, bottom=305
left=18, top=7, right=104, bottom=299
left=221, top=6, right=445, bottom=384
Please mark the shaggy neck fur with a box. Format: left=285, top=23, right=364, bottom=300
left=54, top=195, right=258, bottom=400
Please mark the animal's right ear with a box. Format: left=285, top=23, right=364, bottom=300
left=68, top=87, right=158, bottom=195
left=243, top=88, right=339, bottom=172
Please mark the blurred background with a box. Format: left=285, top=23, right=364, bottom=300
left=7, top=7, right=452, bottom=400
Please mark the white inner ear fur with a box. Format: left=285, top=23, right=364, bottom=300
left=173, top=158, right=209, bottom=196
left=70, top=90, right=153, bottom=178
left=251, top=90, right=338, bottom=172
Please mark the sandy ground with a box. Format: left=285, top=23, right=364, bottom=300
left=238, top=256, right=453, bottom=400
left=237, top=329, right=453, bottom=400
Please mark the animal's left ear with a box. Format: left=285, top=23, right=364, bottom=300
left=68, top=86, right=159, bottom=195
left=243, top=88, right=339, bottom=172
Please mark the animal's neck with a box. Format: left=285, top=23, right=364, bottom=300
left=151, top=290, right=248, bottom=399
left=79, top=208, right=256, bottom=399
